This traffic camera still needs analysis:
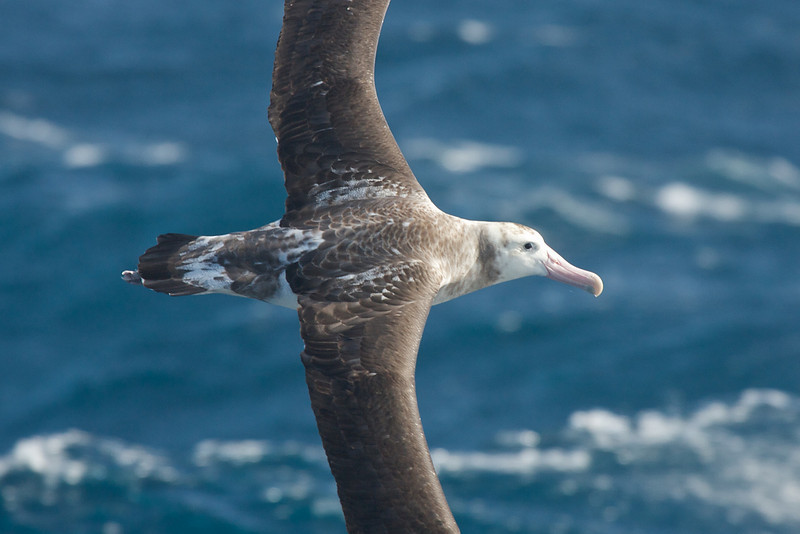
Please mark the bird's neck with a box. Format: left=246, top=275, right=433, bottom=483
left=433, top=219, right=501, bottom=305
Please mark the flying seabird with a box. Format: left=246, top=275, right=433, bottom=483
left=122, top=0, right=603, bottom=532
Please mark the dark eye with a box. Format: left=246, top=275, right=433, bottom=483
left=524, top=242, right=535, bottom=250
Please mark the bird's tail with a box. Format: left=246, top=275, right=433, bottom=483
left=122, top=233, right=208, bottom=296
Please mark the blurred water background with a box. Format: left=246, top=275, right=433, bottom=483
left=2, top=0, right=799, bottom=532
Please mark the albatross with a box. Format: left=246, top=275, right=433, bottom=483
left=123, top=0, right=603, bottom=531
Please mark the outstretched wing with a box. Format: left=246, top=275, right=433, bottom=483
left=269, top=0, right=429, bottom=216
left=289, top=260, right=458, bottom=532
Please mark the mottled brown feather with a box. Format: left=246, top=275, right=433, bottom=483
left=294, top=262, right=458, bottom=533
left=269, top=0, right=429, bottom=217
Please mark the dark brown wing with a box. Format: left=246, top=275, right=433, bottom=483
left=269, top=0, right=429, bottom=216
left=290, top=261, right=459, bottom=533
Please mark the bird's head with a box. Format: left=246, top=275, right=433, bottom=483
left=482, top=222, right=603, bottom=296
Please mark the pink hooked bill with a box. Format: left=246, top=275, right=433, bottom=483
left=544, top=248, right=603, bottom=297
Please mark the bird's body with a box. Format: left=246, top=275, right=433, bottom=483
left=123, top=0, right=602, bottom=531
left=124, top=202, right=598, bottom=309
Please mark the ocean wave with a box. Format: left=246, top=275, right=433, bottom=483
left=2, top=389, right=798, bottom=531
left=0, top=111, right=69, bottom=148
left=405, top=17, right=580, bottom=48
left=653, top=181, right=800, bottom=226
left=457, top=19, right=493, bottom=45
left=405, top=139, right=800, bottom=232
left=654, top=182, right=749, bottom=222
left=402, top=137, right=631, bottom=233
left=705, top=149, right=800, bottom=192
left=567, top=389, right=800, bottom=526
left=0, top=428, right=178, bottom=527
left=590, top=149, right=800, bottom=227
left=0, top=429, right=178, bottom=488
left=432, top=446, right=591, bottom=476
left=0, top=430, right=336, bottom=532
left=192, top=438, right=326, bottom=468
left=521, top=186, right=629, bottom=234
left=435, top=389, right=800, bottom=529
left=0, top=110, right=187, bottom=169
left=404, top=138, right=524, bottom=174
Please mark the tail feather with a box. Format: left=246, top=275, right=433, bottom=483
left=133, top=233, right=207, bottom=296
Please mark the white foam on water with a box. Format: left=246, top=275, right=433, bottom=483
left=0, top=429, right=179, bottom=513
left=0, top=111, right=70, bottom=148
left=0, top=110, right=187, bottom=169
left=534, top=186, right=629, bottom=234
left=193, top=439, right=273, bottom=467
left=578, top=148, right=800, bottom=229
left=191, top=438, right=326, bottom=469
left=595, top=175, right=637, bottom=202
left=3, top=390, right=797, bottom=530
left=190, top=438, right=332, bottom=515
left=63, top=143, right=108, bottom=168
left=655, top=182, right=748, bottom=222
left=405, top=138, right=523, bottom=174
left=0, top=429, right=178, bottom=487
left=706, top=149, right=800, bottom=191
left=457, top=19, right=493, bottom=45
left=0, top=111, right=188, bottom=215
left=422, top=389, right=800, bottom=529
left=753, top=199, right=800, bottom=226
left=567, top=389, right=800, bottom=526
left=654, top=181, right=800, bottom=227
left=496, top=429, right=541, bottom=448
left=0, top=430, right=89, bottom=486
left=432, top=446, right=591, bottom=475
left=135, top=141, right=187, bottom=166
left=486, top=184, right=628, bottom=234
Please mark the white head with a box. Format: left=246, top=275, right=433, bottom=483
left=480, top=222, right=603, bottom=296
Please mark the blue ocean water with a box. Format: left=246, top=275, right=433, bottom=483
left=2, top=0, right=799, bottom=532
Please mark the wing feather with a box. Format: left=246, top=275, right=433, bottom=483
left=293, top=262, right=458, bottom=532
left=269, top=0, right=429, bottom=216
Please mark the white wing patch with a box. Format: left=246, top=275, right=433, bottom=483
left=312, top=178, right=409, bottom=205
left=180, top=236, right=234, bottom=292
left=170, top=227, right=325, bottom=300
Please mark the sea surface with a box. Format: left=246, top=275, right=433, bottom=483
left=2, top=1, right=799, bottom=533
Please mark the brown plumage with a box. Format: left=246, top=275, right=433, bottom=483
left=123, top=1, right=603, bottom=532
